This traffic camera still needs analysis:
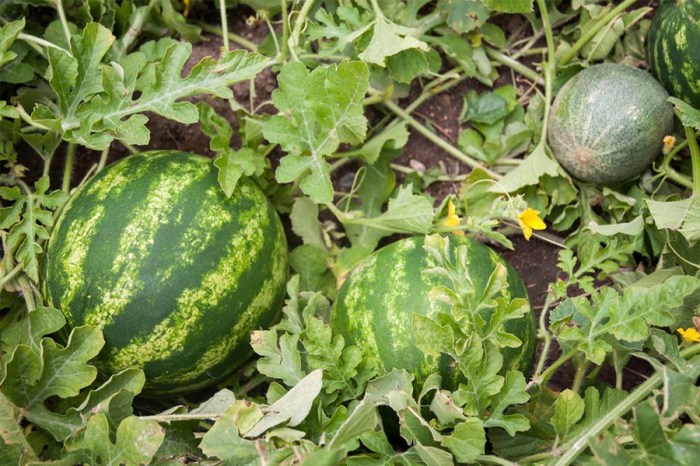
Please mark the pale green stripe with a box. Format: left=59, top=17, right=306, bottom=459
left=341, top=253, right=380, bottom=368
left=57, top=205, right=106, bottom=323
left=150, top=246, right=287, bottom=385
left=84, top=169, right=205, bottom=328
left=674, top=24, right=687, bottom=51
left=155, top=185, right=233, bottom=284
left=84, top=164, right=132, bottom=200
left=107, top=205, right=269, bottom=369
left=386, top=245, right=413, bottom=355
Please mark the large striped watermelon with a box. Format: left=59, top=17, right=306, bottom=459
left=44, top=151, right=288, bottom=396
left=330, top=235, right=536, bottom=388
left=648, top=0, right=700, bottom=108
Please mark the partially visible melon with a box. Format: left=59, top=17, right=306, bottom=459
left=648, top=0, right=700, bottom=108
left=330, top=235, right=536, bottom=389
left=547, top=64, right=674, bottom=184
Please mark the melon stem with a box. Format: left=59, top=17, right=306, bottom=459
left=685, top=125, right=700, bottom=194
left=62, top=142, right=75, bottom=193
left=535, top=0, right=556, bottom=71
left=218, top=0, right=229, bottom=51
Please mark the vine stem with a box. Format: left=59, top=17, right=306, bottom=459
left=97, top=146, right=110, bottom=172
left=288, top=0, right=316, bottom=61
left=15, top=104, right=51, bottom=131
left=54, top=0, right=72, bottom=45
left=685, top=125, right=700, bottom=194
left=18, top=276, right=36, bottom=310
left=535, top=0, right=556, bottom=68
left=570, top=358, right=589, bottom=394
left=530, top=294, right=561, bottom=387
left=485, top=47, right=544, bottom=86
left=199, top=23, right=258, bottom=52
left=280, top=0, right=289, bottom=60
left=555, top=346, right=700, bottom=466
left=537, top=347, right=579, bottom=386
left=0, top=263, right=23, bottom=289
left=18, top=32, right=66, bottom=54
left=475, top=454, right=519, bottom=466
left=381, top=99, right=501, bottom=179
left=218, top=0, right=229, bottom=51
left=62, top=142, right=75, bottom=193
left=558, top=0, right=639, bottom=67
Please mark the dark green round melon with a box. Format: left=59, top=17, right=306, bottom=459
left=330, top=235, right=536, bottom=388
left=547, top=64, right=674, bottom=184
left=648, top=0, right=700, bottom=108
left=44, top=151, right=288, bottom=396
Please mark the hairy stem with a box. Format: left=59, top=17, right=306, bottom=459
left=280, top=0, right=289, bottom=60
left=535, top=0, right=556, bottom=69
left=571, top=358, right=589, bottom=393
left=18, top=32, right=65, bottom=55
left=54, top=0, right=72, bottom=45
left=62, top=142, right=75, bottom=193
left=97, top=146, right=110, bottom=172
left=537, top=347, right=579, bottom=387
left=0, top=262, right=23, bottom=289
left=15, top=104, right=51, bottom=131
left=288, top=0, right=316, bottom=61
left=219, top=0, right=229, bottom=51
left=531, top=294, right=555, bottom=385
left=475, top=454, right=520, bottom=466
left=485, top=47, right=544, bottom=86
left=685, top=125, right=700, bottom=195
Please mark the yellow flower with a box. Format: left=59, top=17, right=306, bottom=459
left=677, top=327, right=700, bottom=343
left=663, top=135, right=676, bottom=155
left=441, top=200, right=464, bottom=235
left=517, top=208, right=546, bottom=241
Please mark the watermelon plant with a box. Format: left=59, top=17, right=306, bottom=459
left=331, top=235, right=536, bottom=388
left=548, top=64, right=674, bottom=184
left=648, top=0, right=700, bottom=108
left=3, top=0, right=700, bottom=464
left=44, top=151, right=289, bottom=395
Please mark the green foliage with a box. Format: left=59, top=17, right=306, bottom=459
left=265, top=61, right=369, bottom=204
left=65, top=414, right=165, bottom=466
left=33, top=28, right=268, bottom=149
left=3, top=0, right=700, bottom=463
left=198, top=102, right=266, bottom=196
left=0, top=177, right=68, bottom=282
left=253, top=276, right=376, bottom=403
left=459, top=85, right=532, bottom=163
left=551, top=276, right=700, bottom=364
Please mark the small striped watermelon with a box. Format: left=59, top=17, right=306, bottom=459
left=44, top=151, right=288, bottom=396
left=548, top=64, right=673, bottom=184
left=330, top=235, right=536, bottom=388
left=648, top=0, right=700, bottom=108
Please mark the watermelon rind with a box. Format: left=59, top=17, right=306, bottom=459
left=330, top=235, right=536, bottom=389
left=44, top=151, right=288, bottom=396
left=648, top=0, right=700, bottom=108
